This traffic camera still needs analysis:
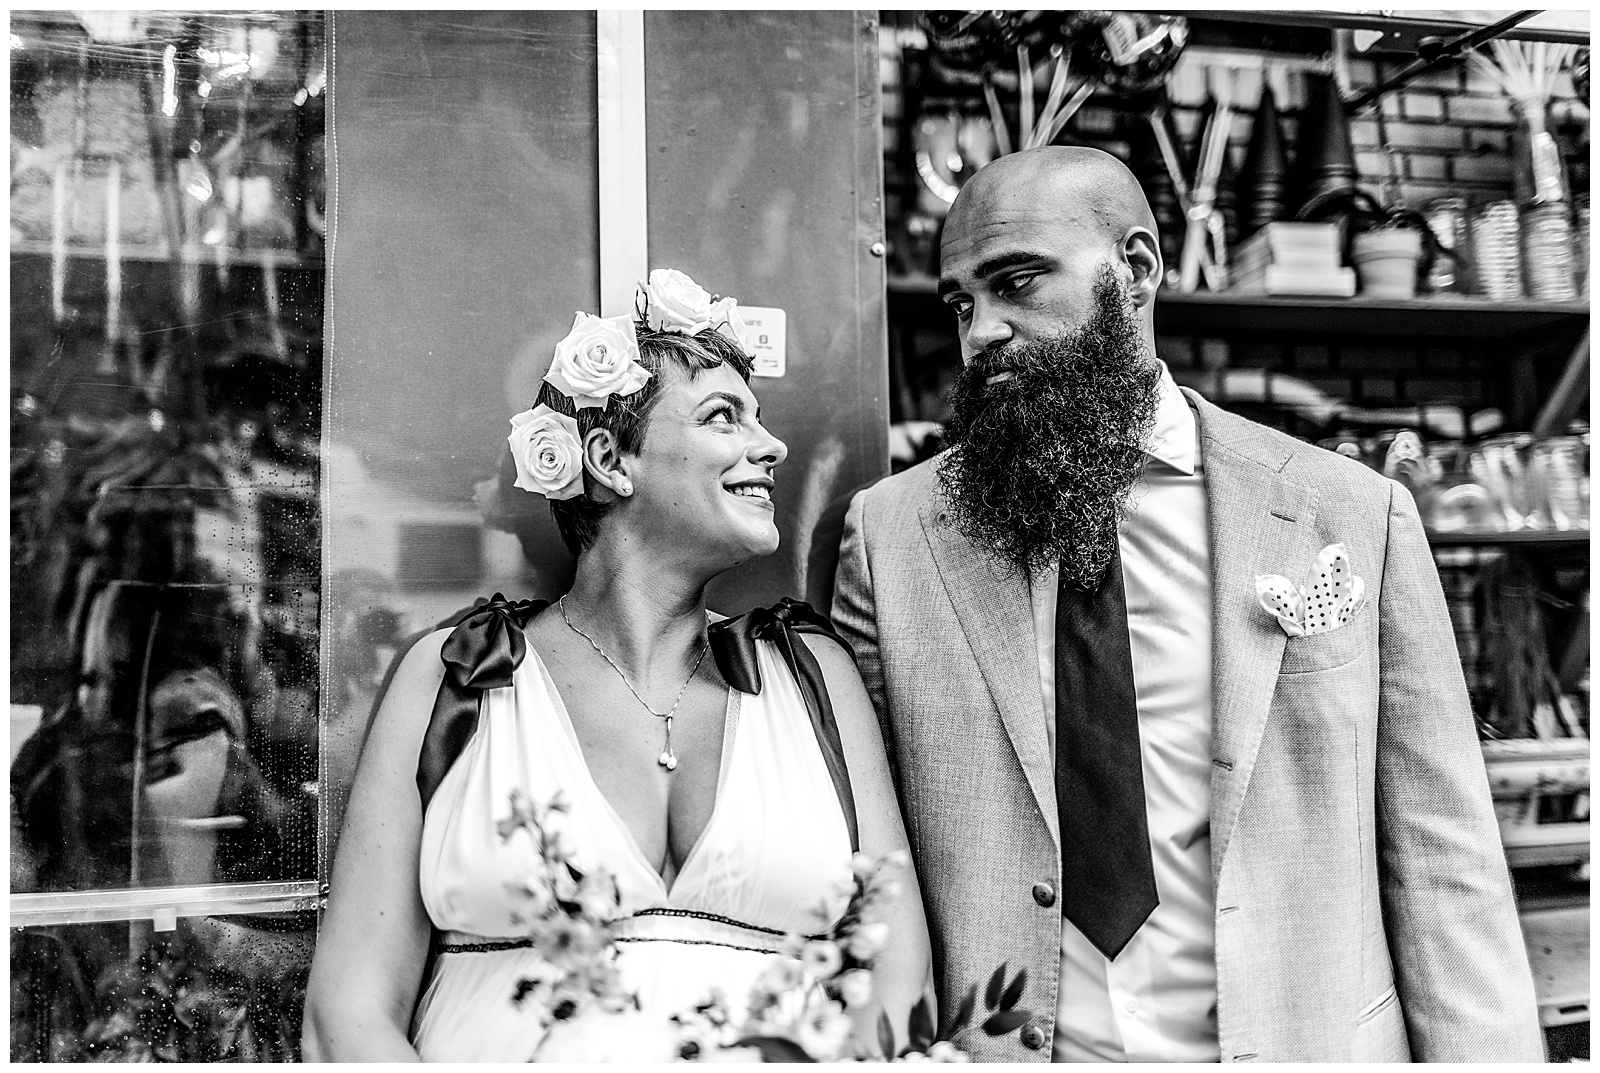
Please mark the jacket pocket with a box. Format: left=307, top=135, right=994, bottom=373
left=1278, top=619, right=1369, bottom=675
left=1354, top=985, right=1411, bottom=1062
left=1357, top=985, right=1398, bottom=1024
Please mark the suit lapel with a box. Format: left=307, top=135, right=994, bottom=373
left=1188, top=391, right=1320, bottom=880
left=918, top=487, right=1059, bottom=850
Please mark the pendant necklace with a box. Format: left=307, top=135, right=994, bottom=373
left=557, top=597, right=708, bottom=772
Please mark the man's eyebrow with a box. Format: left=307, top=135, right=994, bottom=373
left=937, top=250, right=1049, bottom=296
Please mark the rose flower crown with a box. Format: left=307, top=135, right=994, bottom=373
left=508, top=269, right=753, bottom=501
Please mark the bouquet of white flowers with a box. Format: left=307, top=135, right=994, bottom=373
left=497, top=790, right=1034, bottom=1063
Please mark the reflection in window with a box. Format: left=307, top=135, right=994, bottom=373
left=12, top=915, right=313, bottom=1061
left=10, top=10, right=324, bottom=1061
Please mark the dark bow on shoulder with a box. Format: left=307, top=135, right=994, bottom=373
left=709, top=598, right=860, bottom=853
left=417, top=593, right=547, bottom=809
left=707, top=596, right=840, bottom=695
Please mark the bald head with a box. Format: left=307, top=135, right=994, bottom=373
left=945, top=146, right=1157, bottom=254
left=936, top=146, right=1164, bottom=358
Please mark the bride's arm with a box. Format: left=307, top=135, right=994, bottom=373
left=302, top=630, right=449, bottom=1062
left=801, top=634, right=934, bottom=1056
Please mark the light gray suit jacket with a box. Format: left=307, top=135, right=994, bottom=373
left=832, top=390, right=1544, bottom=1062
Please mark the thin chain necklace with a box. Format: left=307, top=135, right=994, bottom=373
left=557, top=596, right=708, bottom=772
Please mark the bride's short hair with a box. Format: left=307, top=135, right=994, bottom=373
left=537, top=325, right=754, bottom=554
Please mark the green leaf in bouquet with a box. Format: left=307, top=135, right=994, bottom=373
left=981, top=1008, right=1033, bottom=1036
left=944, top=983, right=978, bottom=1038
left=877, top=1009, right=897, bottom=1060
left=999, top=967, right=1028, bottom=1010
left=736, top=1034, right=816, bottom=1063
left=984, top=963, right=1007, bottom=1009
left=908, top=996, right=936, bottom=1054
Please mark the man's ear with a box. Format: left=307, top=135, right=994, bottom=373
left=582, top=428, right=632, bottom=500
left=1121, top=226, right=1163, bottom=310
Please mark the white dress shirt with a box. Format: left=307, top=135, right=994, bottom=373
left=1031, top=362, right=1220, bottom=1062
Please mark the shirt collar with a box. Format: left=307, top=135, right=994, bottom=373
left=1144, top=360, right=1197, bottom=475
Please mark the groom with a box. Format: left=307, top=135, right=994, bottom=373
left=832, top=146, right=1542, bottom=1062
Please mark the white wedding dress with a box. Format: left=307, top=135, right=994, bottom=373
left=409, top=635, right=854, bottom=1062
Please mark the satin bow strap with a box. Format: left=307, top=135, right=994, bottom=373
left=418, top=594, right=549, bottom=810
left=708, top=598, right=860, bottom=855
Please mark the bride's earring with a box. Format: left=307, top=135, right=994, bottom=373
left=616, top=479, right=633, bottom=496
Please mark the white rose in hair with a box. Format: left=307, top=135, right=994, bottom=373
left=639, top=268, right=716, bottom=334
left=544, top=312, right=650, bottom=409
left=709, top=295, right=754, bottom=357
left=508, top=405, right=585, bottom=500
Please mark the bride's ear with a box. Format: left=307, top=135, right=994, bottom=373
left=582, top=428, right=634, bottom=499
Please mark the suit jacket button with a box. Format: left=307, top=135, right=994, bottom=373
left=1032, top=882, right=1056, bottom=908
left=1020, top=1024, right=1047, bottom=1050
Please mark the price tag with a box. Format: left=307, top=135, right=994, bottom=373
left=740, top=306, right=786, bottom=378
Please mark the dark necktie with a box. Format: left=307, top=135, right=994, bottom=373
left=1054, top=543, right=1159, bottom=960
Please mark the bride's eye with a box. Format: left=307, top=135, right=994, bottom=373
left=706, top=406, right=736, bottom=426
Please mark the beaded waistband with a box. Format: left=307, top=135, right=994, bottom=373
left=439, top=908, right=824, bottom=958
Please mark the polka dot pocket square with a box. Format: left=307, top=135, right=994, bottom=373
left=1255, top=542, right=1367, bottom=638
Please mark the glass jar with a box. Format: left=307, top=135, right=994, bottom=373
left=1530, top=434, right=1590, bottom=531
left=1473, top=433, right=1543, bottom=529
left=1425, top=441, right=1502, bottom=533
left=1521, top=202, right=1579, bottom=301
left=1422, top=196, right=1469, bottom=295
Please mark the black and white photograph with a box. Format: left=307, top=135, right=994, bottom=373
left=7, top=7, right=1591, bottom=1063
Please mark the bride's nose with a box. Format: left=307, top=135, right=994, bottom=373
left=749, top=425, right=788, bottom=468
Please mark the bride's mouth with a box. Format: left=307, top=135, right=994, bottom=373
left=724, top=478, right=774, bottom=507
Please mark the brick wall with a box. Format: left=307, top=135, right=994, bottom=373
left=1153, top=51, right=1586, bottom=209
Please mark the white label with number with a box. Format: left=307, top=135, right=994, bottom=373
left=740, top=306, right=786, bottom=378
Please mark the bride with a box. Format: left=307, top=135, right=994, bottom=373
left=303, top=271, right=930, bottom=1061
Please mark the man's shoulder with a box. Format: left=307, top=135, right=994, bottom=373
left=839, top=454, right=948, bottom=556
left=1190, top=392, right=1394, bottom=504
left=854, top=453, right=945, bottom=514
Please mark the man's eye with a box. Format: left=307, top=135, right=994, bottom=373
left=708, top=407, right=736, bottom=425
left=996, top=273, right=1036, bottom=297
left=945, top=300, right=972, bottom=321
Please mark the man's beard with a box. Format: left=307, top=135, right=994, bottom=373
left=937, top=268, right=1162, bottom=590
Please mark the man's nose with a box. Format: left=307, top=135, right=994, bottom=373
left=962, top=302, right=1012, bottom=356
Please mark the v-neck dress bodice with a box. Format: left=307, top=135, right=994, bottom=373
left=410, top=636, right=854, bottom=1062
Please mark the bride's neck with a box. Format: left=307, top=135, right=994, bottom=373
left=559, top=539, right=711, bottom=674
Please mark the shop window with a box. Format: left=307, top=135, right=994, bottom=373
left=396, top=521, right=485, bottom=592
left=10, top=9, right=324, bottom=1062
left=11, top=911, right=316, bottom=1062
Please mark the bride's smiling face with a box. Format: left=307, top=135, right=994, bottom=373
left=623, top=361, right=788, bottom=566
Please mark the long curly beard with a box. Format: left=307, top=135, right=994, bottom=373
left=937, top=267, right=1162, bottom=590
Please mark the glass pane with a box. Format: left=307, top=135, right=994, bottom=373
left=642, top=11, right=890, bottom=611
left=11, top=912, right=313, bottom=1061
left=319, top=10, right=599, bottom=853
left=10, top=12, right=326, bottom=895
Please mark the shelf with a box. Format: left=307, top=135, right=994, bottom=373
left=1154, top=291, right=1590, bottom=341
left=886, top=274, right=1589, bottom=342
left=1427, top=529, right=1591, bottom=548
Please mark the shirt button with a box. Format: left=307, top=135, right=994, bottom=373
left=1031, top=882, right=1056, bottom=908
left=1020, top=1024, right=1047, bottom=1050
left=1124, top=998, right=1140, bottom=1014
